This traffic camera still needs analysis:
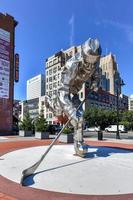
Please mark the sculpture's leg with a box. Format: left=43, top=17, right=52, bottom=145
left=73, top=117, right=88, bottom=157
left=71, top=95, right=88, bottom=157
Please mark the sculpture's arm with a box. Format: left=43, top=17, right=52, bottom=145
left=90, top=65, right=101, bottom=91
left=44, top=95, right=56, bottom=115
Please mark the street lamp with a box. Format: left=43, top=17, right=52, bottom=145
left=116, top=79, right=125, bottom=139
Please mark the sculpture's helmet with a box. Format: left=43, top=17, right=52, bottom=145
left=82, top=38, right=102, bottom=56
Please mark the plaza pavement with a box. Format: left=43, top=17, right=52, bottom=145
left=1, top=135, right=133, bottom=200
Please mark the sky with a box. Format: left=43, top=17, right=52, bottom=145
left=0, top=0, right=133, bottom=100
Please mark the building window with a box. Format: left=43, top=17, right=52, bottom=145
left=49, top=69, right=52, bottom=75
left=58, top=65, right=61, bottom=70
left=53, top=58, right=57, bottom=64
left=53, top=67, right=57, bottom=73
left=49, top=113, right=52, bottom=118
left=81, top=92, right=83, bottom=98
left=53, top=75, right=57, bottom=81
left=41, top=101, right=44, bottom=106
left=49, top=84, right=52, bottom=90
left=46, top=78, right=48, bottom=82
left=58, top=74, right=60, bottom=79
left=49, top=91, right=52, bottom=97
left=53, top=82, right=57, bottom=88
left=53, top=90, right=57, bottom=95
left=49, top=77, right=52, bottom=82
left=49, top=61, right=52, bottom=66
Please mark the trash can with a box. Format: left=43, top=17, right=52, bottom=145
left=98, top=131, right=103, bottom=140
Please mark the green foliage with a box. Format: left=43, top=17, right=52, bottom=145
left=19, top=113, right=33, bottom=131
left=120, top=110, right=133, bottom=130
left=34, top=111, right=48, bottom=132
left=84, top=107, right=118, bottom=130
left=63, top=127, right=73, bottom=134
left=84, top=108, right=133, bottom=131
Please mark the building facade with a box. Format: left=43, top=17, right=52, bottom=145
left=129, top=94, right=133, bottom=111
left=19, top=98, right=39, bottom=121
left=45, top=51, right=65, bottom=124
left=27, top=74, right=45, bottom=100
left=19, top=74, right=45, bottom=121
left=85, top=88, right=128, bottom=111
left=0, top=13, right=18, bottom=133
left=99, top=54, right=121, bottom=95
left=19, top=95, right=47, bottom=121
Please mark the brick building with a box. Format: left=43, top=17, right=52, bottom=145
left=0, top=13, right=18, bottom=133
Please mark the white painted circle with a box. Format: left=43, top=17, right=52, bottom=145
left=1, top=145, right=133, bottom=195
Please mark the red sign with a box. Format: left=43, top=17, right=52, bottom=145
left=15, top=53, right=19, bottom=82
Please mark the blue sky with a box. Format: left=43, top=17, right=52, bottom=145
left=0, top=0, right=133, bottom=100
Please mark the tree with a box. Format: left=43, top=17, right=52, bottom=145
left=84, top=107, right=118, bottom=130
left=34, top=109, right=48, bottom=132
left=120, top=110, right=133, bottom=130
left=19, top=113, right=33, bottom=131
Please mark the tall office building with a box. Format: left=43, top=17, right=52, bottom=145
left=0, top=13, right=18, bottom=133
left=19, top=74, right=45, bottom=121
left=27, top=74, right=45, bottom=100
left=100, top=53, right=121, bottom=95
left=45, top=44, right=127, bottom=124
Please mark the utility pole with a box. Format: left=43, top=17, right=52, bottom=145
left=116, top=79, right=125, bottom=139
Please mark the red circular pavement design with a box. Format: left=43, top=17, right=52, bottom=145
left=1, top=139, right=133, bottom=200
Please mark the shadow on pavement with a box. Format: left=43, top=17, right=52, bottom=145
left=22, top=145, right=133, bottom=187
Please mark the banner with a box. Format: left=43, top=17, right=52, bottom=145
left=0, top=28, right=10, bottom=99
left=15, top=53, right=19, bottom=82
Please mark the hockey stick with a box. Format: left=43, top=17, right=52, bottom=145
left=20, top=98, right=86, bottom=185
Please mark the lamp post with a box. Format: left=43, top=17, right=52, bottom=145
left=116, top=79, right=125, bottom=139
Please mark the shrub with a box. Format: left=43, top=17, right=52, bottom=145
left=19, top=113, right=33, bottom=131
left=63, top=127, right=73, bottom=134
left=34, top=112, right=48, bottom=132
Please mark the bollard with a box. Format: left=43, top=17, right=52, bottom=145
left=98, top=131, right=103, bottom=140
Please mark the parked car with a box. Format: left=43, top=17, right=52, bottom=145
left=85, top=126, right=100, bottom=132
left=105, top=125, right=127, bottom=133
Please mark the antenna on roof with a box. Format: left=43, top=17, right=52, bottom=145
left=105, top=48, right=108, bottom=55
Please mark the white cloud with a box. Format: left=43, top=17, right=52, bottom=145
left=69, top=14, right=75, bottom=46
left=103, top=20, right=133, bottom=44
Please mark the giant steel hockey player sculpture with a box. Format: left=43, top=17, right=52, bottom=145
left=20, top=38, right=101, bottom=185
left=45, top=38, right=101, bottom=157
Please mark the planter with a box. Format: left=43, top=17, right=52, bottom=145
left=59, top=133, right=74, bottom=143
left=19, top=130, right=33, bottom=137
left=35, top=131, right=49, bottom=139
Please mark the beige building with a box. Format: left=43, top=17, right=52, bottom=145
left=129, top=94, right=133, bottom=110
left=45, top=51, right=65, bottom=124
left=99, top=53, right=121, bottom=95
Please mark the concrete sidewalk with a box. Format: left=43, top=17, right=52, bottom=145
left=1, top=137, right=133, bottom=200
